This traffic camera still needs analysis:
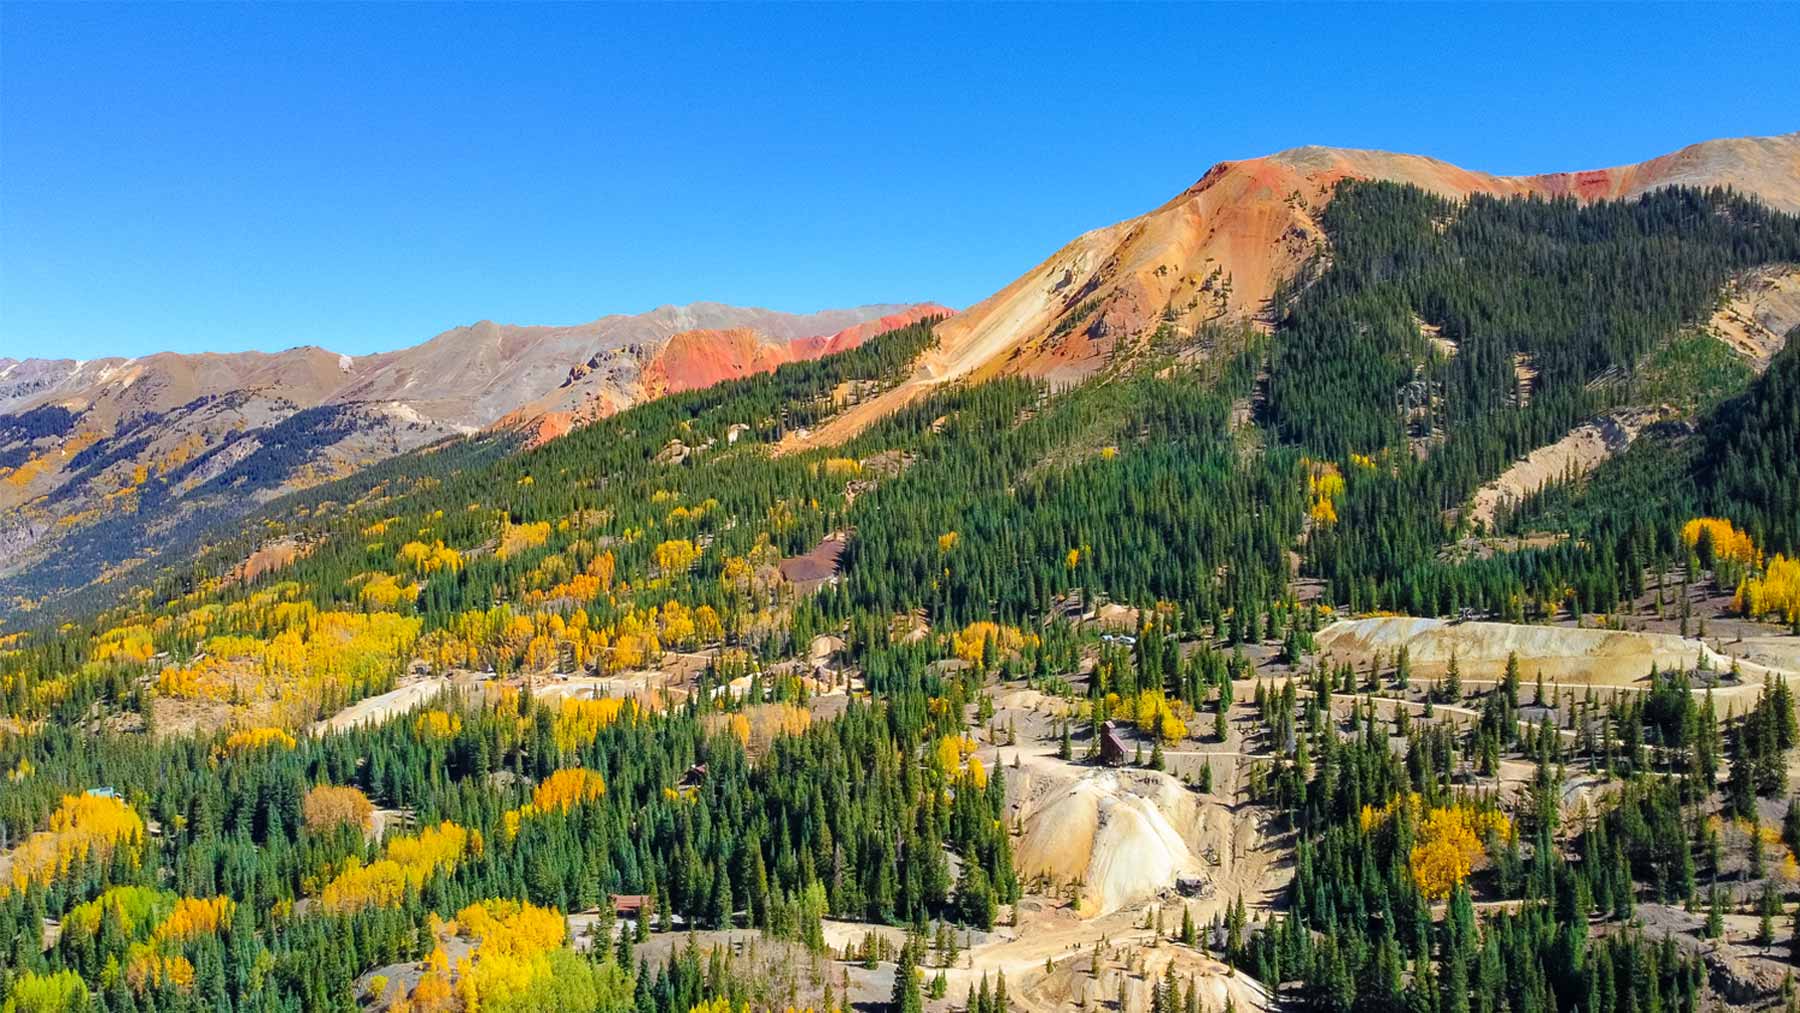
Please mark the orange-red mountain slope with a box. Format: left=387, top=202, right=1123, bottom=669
left=500, top=303, right=953, bottom=445
left=642, top=304, right=955, bottom=398
left=778, top=132, right=1800, bottom=452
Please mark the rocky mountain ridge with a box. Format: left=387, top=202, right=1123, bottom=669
left=0, top=302, right=942, bottom=601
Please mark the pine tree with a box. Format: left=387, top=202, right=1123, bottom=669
left=892, top=937, right=922, bottom=1013
left=711, top=859, right=734, bottom=929
left=1761, top=881, right=1781, bottom=947
left=1752, top=816, right=1768, bottom=878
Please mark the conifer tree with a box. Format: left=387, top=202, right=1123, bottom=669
left=892, top=937, right=923, bottom=1013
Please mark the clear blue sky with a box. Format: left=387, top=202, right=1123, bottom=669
left=2, top=3, right=1796, bottom=360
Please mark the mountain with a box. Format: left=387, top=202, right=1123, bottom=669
left=497, top=304, right=954, bottom=444
left=330, top=302, right=941, bottom=430
left=6, top=133, right=1800, bottom=1013
left=0, top=302, right=945, bottom=604
left=784, top=132, right=1800, bottom=450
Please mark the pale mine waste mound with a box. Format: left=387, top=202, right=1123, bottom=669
left=1025, top=948, right=1273, bottom=1013
left=1013, top=766, right=1211, bottom=916
left=1317, top=617, right=1799, bottom=685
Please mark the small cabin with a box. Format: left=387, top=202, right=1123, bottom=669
left=677, top=764, right=708, bottom=789
left=611, top=894, right=651, bottom=920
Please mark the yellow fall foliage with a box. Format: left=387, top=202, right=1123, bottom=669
left=496, top=520, right=552, bottom=560
left=1682, top=517, right=1760, bottom=567
left=530, top=768, right=607, bottom=813
left=319, top=821, right=470, bottom=913
left=1360, top=793, right=1511, bottom=899
left=93, top=624, right=157, bottom=664
left=934, top=734, right=979, bottom=776
left=302, top=784, right=375, bottom=833
left=355, top=572, right=420, bottom=610
left=551, top=696, right=632, bottom=752
left=1130, top=690, right=1188, bottom=744
left=415, top=709, right=463, bottom=740
left=125, top=951, right=196, bottom=993
left=1736, top=553, right=1800, bottom=625
left=653, top=538, right=700, bottom=575
left=398, top=539, right=464, bottom=575
left=949, top=622, right=1037, bottom=666
left=454, top=898, right=567, bottom=958
left=152, top=896, right=235, bottom=944
left=394, top=899, right=577, bottom=1013
left=1304, top=459, right=1346, bottom=527
left=218, top=725, right=297, bottom=755
left=61, top=886, right=175, bottom=942
left=4, top=793, right=145, bottom=895
left=155, top=608, right=422, bottom=727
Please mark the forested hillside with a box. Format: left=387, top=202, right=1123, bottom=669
left=3, top=182, right=1799, bottom=1013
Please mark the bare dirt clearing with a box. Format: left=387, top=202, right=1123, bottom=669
left=1708, top=264, right=1800, bottom=371
left=1465, top=407, right=1675, bottom=529
left=308, top=676, right=451, bottom=735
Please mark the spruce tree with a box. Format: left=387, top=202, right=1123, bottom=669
left=891, top=938, right=922, bottom=1013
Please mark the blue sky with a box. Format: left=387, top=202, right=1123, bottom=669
left=2, top=3, right=1796, bottom=360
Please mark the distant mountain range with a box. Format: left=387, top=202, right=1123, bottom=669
left=0, top=302, right=947, bottom=600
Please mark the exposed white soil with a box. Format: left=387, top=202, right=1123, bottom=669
left=1014, top=766, right=1206, bottom=916
left=1317, top=616, right=1798, bottom=686
left=308, top=676, right=449, bottom=735
left=1465, top=407, right=1673, bottom=529
left=1708, top=264, right=1800, bottom=370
